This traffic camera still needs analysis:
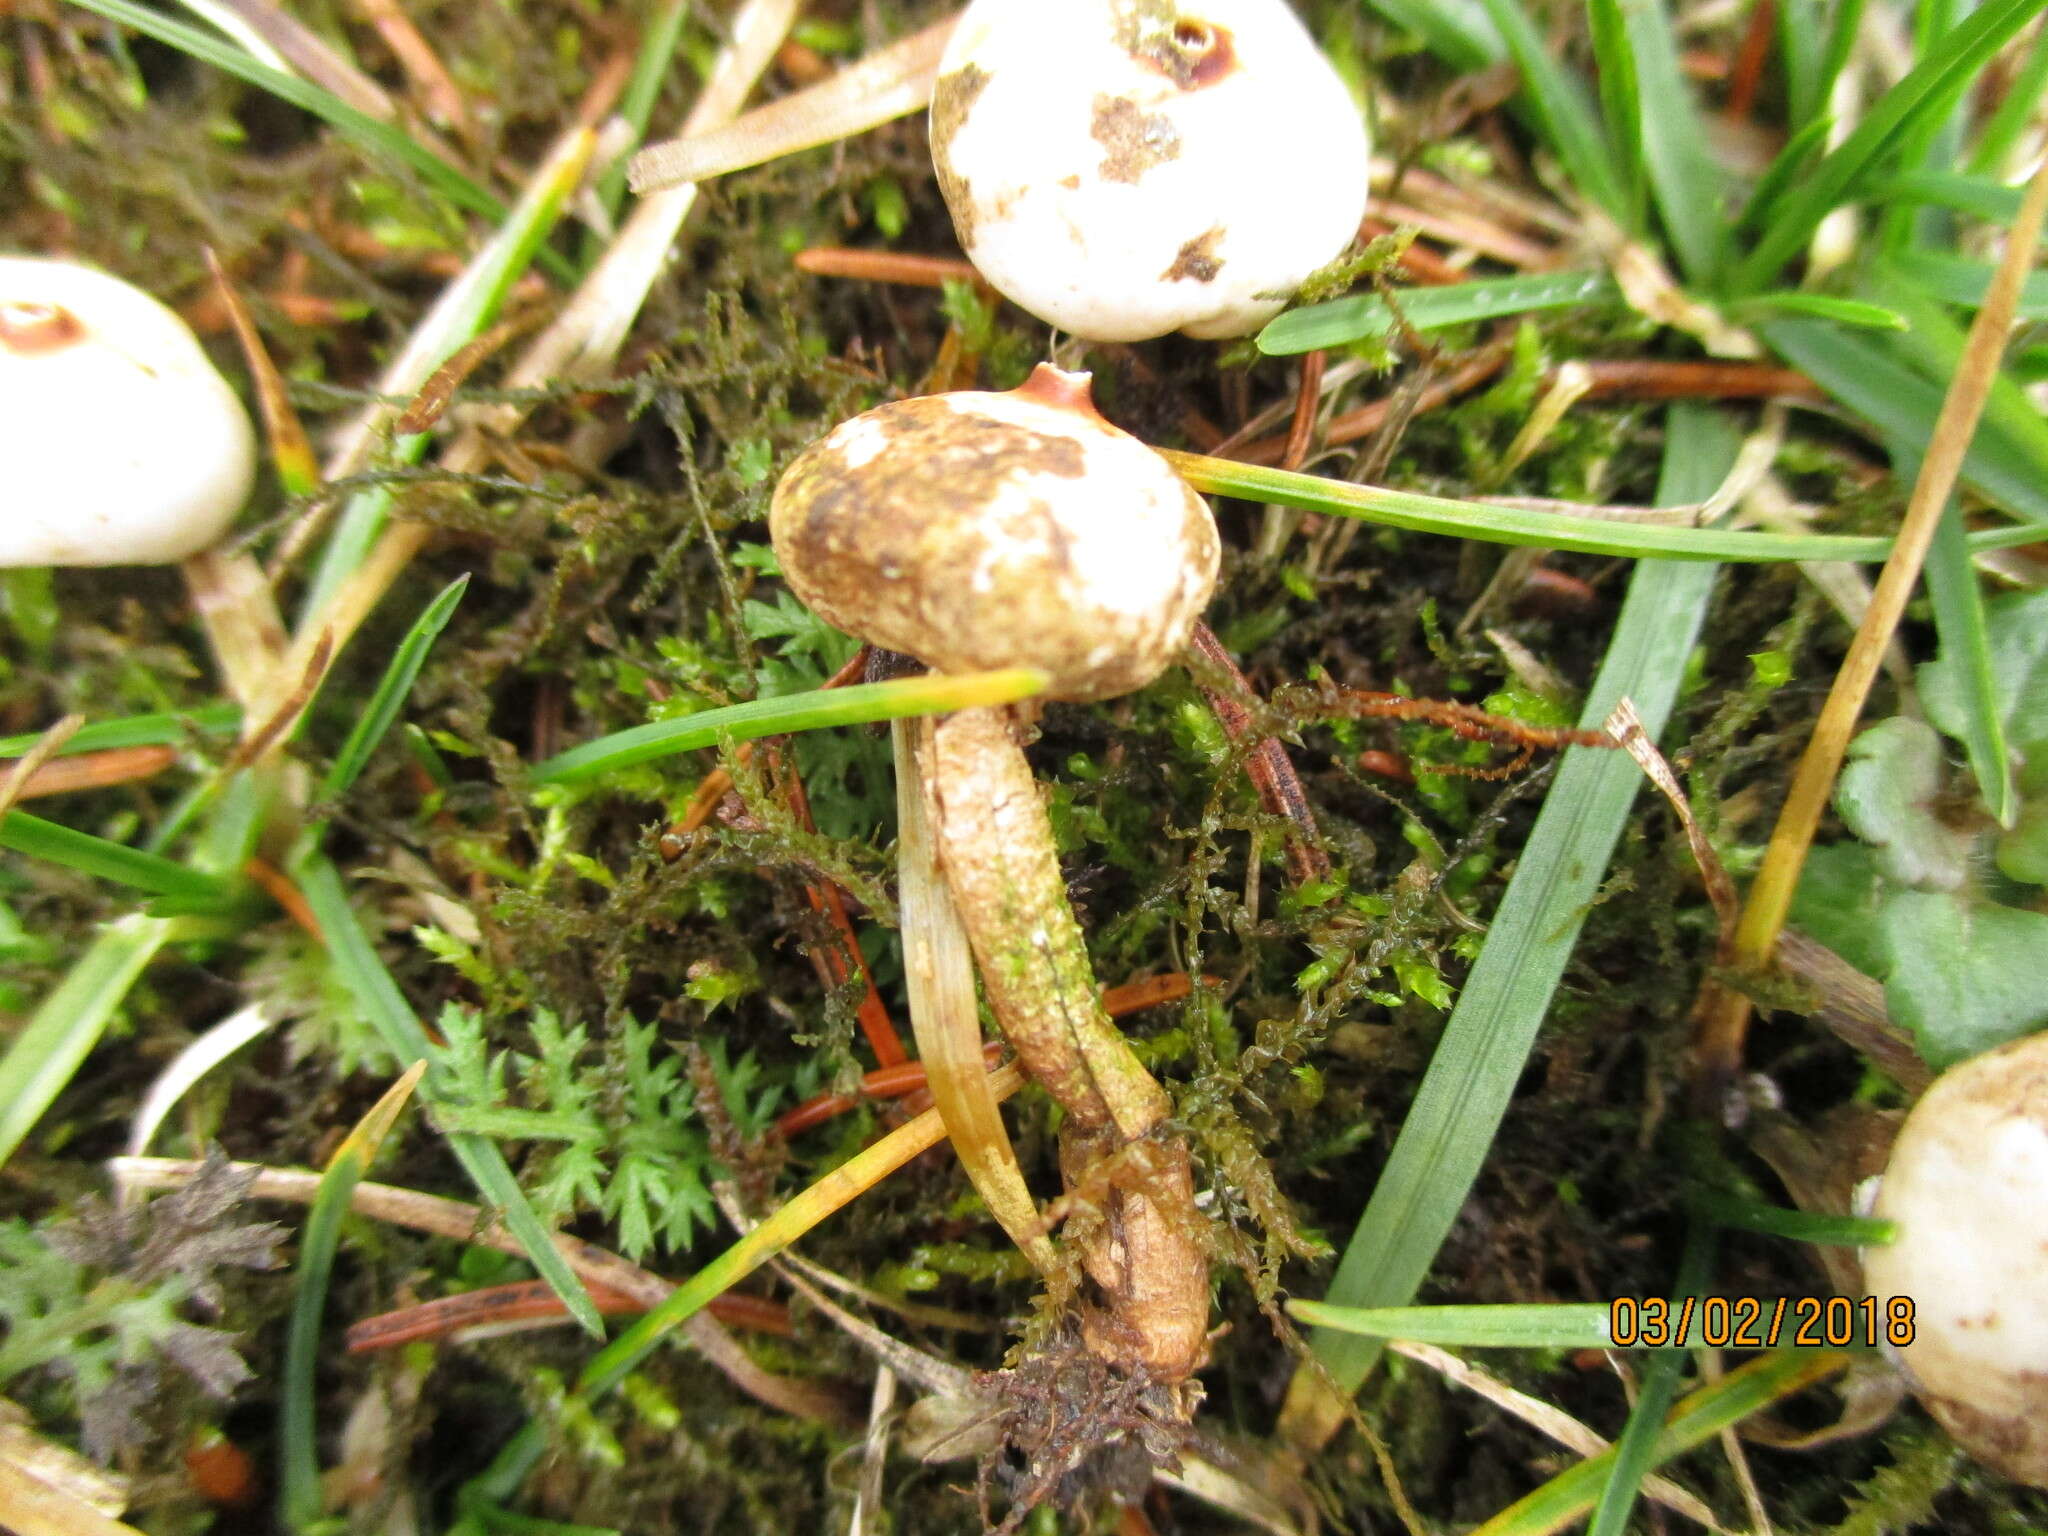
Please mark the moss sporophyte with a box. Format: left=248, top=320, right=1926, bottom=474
left=771, top=366, right=1218, bottom=1414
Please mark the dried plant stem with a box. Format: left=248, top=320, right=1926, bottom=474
left=893, top=716, right=1058, bottom=1273
left=927, top=705, right=1208, bottom=1382
left=628, top=17, right=955, bottom=192
left=1692, top=155, right=2048, bottom=1106
left=109, top=1155, right=844, bottom=1424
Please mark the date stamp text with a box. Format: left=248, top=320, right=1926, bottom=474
left=1607, top=1295, right=1914, bottom=1349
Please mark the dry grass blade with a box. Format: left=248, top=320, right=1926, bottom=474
left=893, top=718, right=1058, bottom=1272
left=1692, top=154, right=2048, bottom=1107
left=107, top=1157, right=846, bottom=1424
left=1387, top=1340, right=1730, bottom=1531
left=0, top=716, right=81, bottom=822
left=628, top=17, right=955, bottom=192
left=0, top=746, right=176, bottom=802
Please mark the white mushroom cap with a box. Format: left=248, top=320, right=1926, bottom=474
left=1862, top=1029, right=2048, bottom=1486
left=769, top=366, right=1218, bottom=701
left=929, top=0, right=1370, bottom=341
left=0, top=256, right=256, bottom=566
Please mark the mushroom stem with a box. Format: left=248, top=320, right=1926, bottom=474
left=928, top=706, right=1167, bottom=1141
left=928, top=704, right=1209, bottom=1381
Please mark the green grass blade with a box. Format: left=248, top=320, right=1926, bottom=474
left=1914, top=453, right=2014, bottom=823
left=1586, top=0, right=1647, bottom=225
left=1303, top=404, right=1740, bottom=1397
left=1611, top=0, right=1727, bottom=283
left=1289, top=1300, right=1652, bottom=1349
left=281, top=1064, right=425, bottom=1532
left=0, top=705, right=241, bottom=758
left=289, top=851, right=605, bottom=1337
left=1735, top=113, right=1837, bottom=234
left=1587, top=1223, right=1712, bottom=1536
left=584, top=0, right=693, bottom=249
left=1886, top=249, right=2048, bottom=319
left=1758, top=317, right=2048, bottom=526
left=1869, top=171, right=2022, bottom=223
left=1733, top=292, right=1906, bottom=328
left=319, top=576, right=468, bottom=804
left=1358, top=0, right=1505, bottom=70
left=1813, top=0, right=1872, bottom=134
left=1165, top=450, right=2044, bottom=561
left=1471, top=1350, right=1854, bottom=1536
left=531, top=669, right=1050, bottom=787
left=1260, top=271, right=1621, bottom=354
left=1686, top=1188, right=1896, bottom=1245
left=298, top=126, right=598, bottom=620
left=0, top=811, right=237, bottom=903
left=1968, top=20, right=2048, bottom=176
left=0, top=915, right=172, bottom=1169
left=1471, top=0, right=1628, bottom=219
left=460, top=1080, right=1003, bottom=1509
left=60, top=0, right=510, bottom=234
left=1775, top=0, right=1824, bottom=129
left=1733, top=0, right=2048, bottom=291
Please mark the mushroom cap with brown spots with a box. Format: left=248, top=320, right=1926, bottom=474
left=929, top=0, right=1369, bottom=341
left=769, top=366, right=1218, bottom=701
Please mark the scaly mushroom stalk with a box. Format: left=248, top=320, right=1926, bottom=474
left=771, top=365, right=1217, bottom=1386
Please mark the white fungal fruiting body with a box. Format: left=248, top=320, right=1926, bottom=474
left=769, top=366, right=1217, bottom=701
left=929, top=0, right=1369, bottom=341
left=1862, top=1030, right=2048, bottom=1486
left=0, top=256, right=255, bottom=566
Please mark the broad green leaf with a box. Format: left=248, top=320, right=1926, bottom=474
left=1835, top=717, right=1974, bottom=889
left=1787, top=843, right=1889, bottom=978
left=1880, top=891, right=2048, bottom=1066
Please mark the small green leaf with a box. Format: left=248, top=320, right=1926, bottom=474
left=1260, top=271, right=1621, bottom=355
left=1835, top=718, right=1973, bottom=890
left=1881, top=891, right=2048, bottom=1067
left=1787, top=843, right=1889, bottom=978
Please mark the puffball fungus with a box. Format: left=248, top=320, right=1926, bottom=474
left=768, top=364, right=1218, bottom=701
left=928, top=0, right=1370, bottom=341
left=1862, top=1029, right=2048, bottom=1486
left=0, top=256, right=255, bottom=566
